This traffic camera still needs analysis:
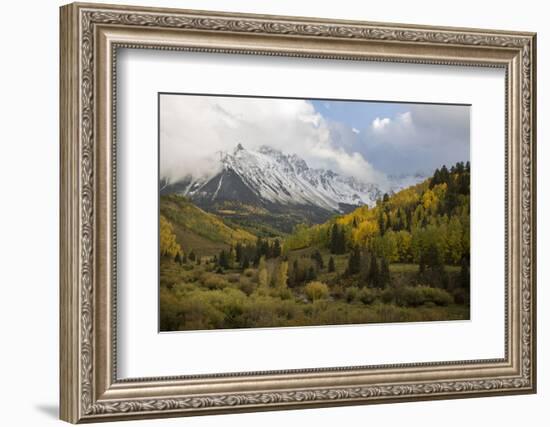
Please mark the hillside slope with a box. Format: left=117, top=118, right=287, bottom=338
left=160, top=195, right=256, bottom=254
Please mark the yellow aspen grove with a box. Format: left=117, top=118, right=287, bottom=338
left=276, top=260, right=289, bottom=289
left=160, top=215, right=182, bottom=258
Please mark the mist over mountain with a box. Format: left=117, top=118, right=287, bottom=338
left=160, top=144, right=425, bottom=219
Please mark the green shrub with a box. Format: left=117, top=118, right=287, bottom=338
left=358, top=288, right=377, bottom=305
left=227, top=274, right=240, bottom=284
left=420, top=286, right=453, bottom=306
left=202, top=274, right=229, bottom=290
left=345, top=286, right=359, bottom=303
left=305, top=281, right=330, bottom=301
left=244, top=268, right=256, bottom=278
left=238, top=277, right=255, bottom=296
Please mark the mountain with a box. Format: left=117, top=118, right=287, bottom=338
left=163, top=144, right=423, bottom=208
left=160, top=145, right=426, bottom=234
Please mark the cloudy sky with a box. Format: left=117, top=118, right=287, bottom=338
left=160, top=94, right=469, bottom=185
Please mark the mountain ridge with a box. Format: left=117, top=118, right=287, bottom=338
left=161, top=144, right=425, bottom=216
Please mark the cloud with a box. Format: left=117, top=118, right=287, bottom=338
left=358, top=104, right=470, bottom=176
left=351, top=127, right=360, bottom=134
left=160, top=95, right=385, bottom=185
left=372, top=117, right=391, bottom=132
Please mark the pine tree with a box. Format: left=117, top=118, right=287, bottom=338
left=379, top=257, right=390, bottom=289
left=328, top=256, right=335, bottom=273
left=307, top=266, right=317, bottom=282
left=440, top=165, right=450, bottom=184
left=459, top=257, right=470, bottom=289
left=188, top=250, right=196, bottom=262
left=347, top=246, right=361, bottom=275
left=330, top=224, right=339, bottom=254
left=367, top=253, right=379, bottom=288
left=235, top=242, right=243, bottom=263
left=242, top=257, right=250, bottom=270
left=174, top=253, right=181, bottom=264
left=311, top=250, right=324, bottom=269
left=219, top=250, right=229, bottom=269
left=289, top=259, right=300, bottom=287
left=338, top=226, right=347, bottom=254
left=272, top=239, right=282, bottom=258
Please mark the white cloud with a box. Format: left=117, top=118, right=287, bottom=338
left=398, top=111, right=412, bottom=126
left=371, top=117, right=391, bottom=132
left=351, top=127, right=360, bottom=134
left=160, top=95, right=385, bottom=185
left=359, top=105, right=470, bottom=175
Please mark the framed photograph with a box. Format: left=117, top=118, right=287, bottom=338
left=60, top=2, right=537, bottom=423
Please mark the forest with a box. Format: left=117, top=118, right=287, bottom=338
left=160, top=162, right=470, bottom=331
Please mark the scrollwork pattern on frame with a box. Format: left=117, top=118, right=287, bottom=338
left=77, top=8, right=534, bottom=417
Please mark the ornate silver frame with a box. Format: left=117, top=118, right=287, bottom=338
left=60, top=2, right=537, bottom=423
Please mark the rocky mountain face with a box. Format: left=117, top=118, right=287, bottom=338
left=160, top=144, right=425, bottom=230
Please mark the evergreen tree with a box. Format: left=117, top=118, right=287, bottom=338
left=218, top=250, right=229, bottom=269
left=430, top=168, right=441, bottom=188
left=419, top=252, right=426, bottom=274
left=311, top=250, right=324, bottom=269
left=367, top=253, right=379, bottom=288
left=426, top=242, right=444, bottom=272
left=242, top=257, right=250, bottom=270
left=328, top=256, right=335, bottom=273
left=188, top=250, right=196, bottom=262
left=272, top=239, right=282, bottom=258
left=347, top=246, right=361, bottom=275
left=330, top=224, right=339, bottom=254
left=235, top=242, right=243, bottom=263
left=379, top=257, right=390, bottom=289
left=289, top=259, right=300, bottom=288
left=440, top=165, right=450, bottom=185
left=338, top=227, right=347, bottom=253
left=174, top=253, right=181, bottom=264
left=459, top=256, right=470, bottom=289
left=307, top=266, right=317, bottom=282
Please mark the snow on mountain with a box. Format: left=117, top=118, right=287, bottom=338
left=162, top=144, right=425, bottom=213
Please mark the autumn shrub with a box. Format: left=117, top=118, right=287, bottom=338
left=358, top=288, right=377, bottom=305
left=243, top=268, right=256, bottom=278
left=419, top=286, right=453, bottom=306
left=344, top=286, right=359, bottom=303
left=202, top=274, right=229, bottom=290
left=227, top=274, right=240, bottom=284
left=305, top=281, right=330, bottom=301
left=237, top=276, right=255, bottom=296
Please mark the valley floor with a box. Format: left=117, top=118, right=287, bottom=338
left=160, top=254, right=469, bottom=332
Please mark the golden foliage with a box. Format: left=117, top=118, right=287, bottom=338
left=160, top=215, right=182, bottom=258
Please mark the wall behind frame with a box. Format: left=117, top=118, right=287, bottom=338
left=0, top=0, right=545, bottom=426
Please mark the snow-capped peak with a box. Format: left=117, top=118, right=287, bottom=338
left=170, top=144, right=425, bottom=213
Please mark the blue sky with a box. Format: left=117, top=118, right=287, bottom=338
left=309, top=98, right=470, bottom=176
left=310, top=99, right=408, bottom=132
